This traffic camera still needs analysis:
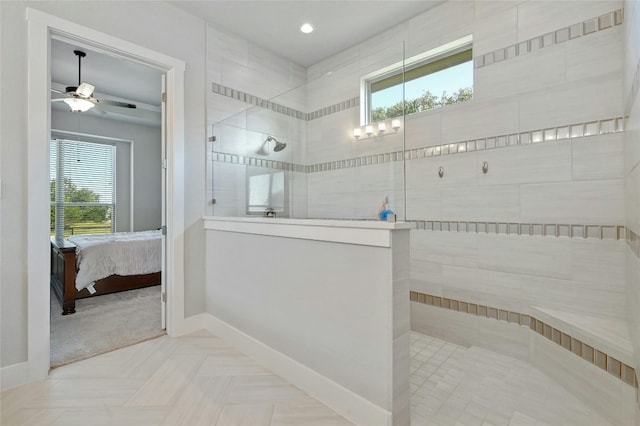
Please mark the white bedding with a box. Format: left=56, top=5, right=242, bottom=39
left=68, top=230, right=162, bottom=292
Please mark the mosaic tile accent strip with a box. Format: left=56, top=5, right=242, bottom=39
left=529, top=317, right=638, bottom=388
left=306, top=97, right=360, bottom=121
left=211, top=151, right=306, bottom=173
left=410, top=290, right=638, bottom=388
left=410, top=290, right=530, bottom=326
left=411, top=220, right=625, bottom=241
left=212, top=82, right=307, bottom=120
left=404, top=116, right=625, bottom=161
left=475, top=9, right=623, bottom=69
left=306, top=117, right=624, bottom=173
left=627, top=228, right=640, bottom=259
left=212, top=82, right=359, bottom=122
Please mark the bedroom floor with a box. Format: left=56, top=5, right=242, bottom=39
left=1, top=331, right=610, bottom=425
left=49, top=285, right=165, bottom=367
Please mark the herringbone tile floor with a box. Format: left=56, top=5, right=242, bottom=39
left=0, top=330, right=353, bottom=426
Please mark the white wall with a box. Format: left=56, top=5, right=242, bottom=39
left=51, top=110, right=162, bottom=232
left=623, top=0, right=640, bottom=420
left=0, top=0, right=206, bottom=369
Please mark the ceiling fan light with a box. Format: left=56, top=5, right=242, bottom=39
left=63, top=97, right=94, bottom=112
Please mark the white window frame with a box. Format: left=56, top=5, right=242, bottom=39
left=359, top=35, right=473, bottom=126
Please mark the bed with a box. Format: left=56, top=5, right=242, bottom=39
left=50, top=230, right=162, bottom=315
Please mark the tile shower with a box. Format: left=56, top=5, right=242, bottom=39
left=206, top=1, right=640, bottom=424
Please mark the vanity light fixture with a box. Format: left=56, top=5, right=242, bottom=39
left=353, top=119, right=402, bottom=141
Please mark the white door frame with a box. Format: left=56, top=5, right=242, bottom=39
left=25, top=8, right=185, bottom=383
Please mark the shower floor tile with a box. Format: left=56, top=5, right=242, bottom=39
left=409, top=331, right=613, bottom=426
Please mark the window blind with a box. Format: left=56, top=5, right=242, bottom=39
left=50, top=139, right=116, bottom=237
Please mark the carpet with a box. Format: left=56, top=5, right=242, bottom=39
left=50, top=285, right=166, bottom=368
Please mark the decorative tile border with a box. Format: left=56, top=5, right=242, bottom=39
left=404, top=116, right=624, bottom=160
left=211, top=151, right=305, bottom=173
left=306, top=97, right=360, bottom=121
left=627, top=228, right=640, bottom=259
left=410, top=290, right=638, bottom=388
left=410, top=290, right=530, bottom=326
left=212, top=82, right=359, bottom=122
left=475, top=9, right=623, bottom=69
left=212, top=82, right=306, bottom=120
left=411, top=220, right=625, bottom=240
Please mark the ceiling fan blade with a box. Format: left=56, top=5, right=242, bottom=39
left=92, top=102, right=161, bottom=122
left=76, top=82, right=95, bottom=98
left=96, top=98, right=137, bottom=109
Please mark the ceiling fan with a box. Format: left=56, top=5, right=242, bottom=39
left=51, top=49, right=145, bottom=116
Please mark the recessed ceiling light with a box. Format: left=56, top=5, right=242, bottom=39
left=300, top=23, right=314, bottom=34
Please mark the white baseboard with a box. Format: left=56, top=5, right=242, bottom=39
left=0, top=361, right=30, bottom=392
left=169, top=312, right=208, bottom=337
left=200, top=313, right=391, bottom=426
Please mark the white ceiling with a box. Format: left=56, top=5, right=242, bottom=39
left=170, top=0, right=444, bottom=67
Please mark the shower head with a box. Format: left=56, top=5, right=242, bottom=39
left=266, top=135, right=287, bottom=152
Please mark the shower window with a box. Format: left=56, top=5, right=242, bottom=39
left=362, top=35, right=473, bottom=124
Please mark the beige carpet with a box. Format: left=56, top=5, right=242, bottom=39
left=50, top=285, right=166, bottom=368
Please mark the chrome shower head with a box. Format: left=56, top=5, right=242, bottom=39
left=266, top=135, right=287, bottom=152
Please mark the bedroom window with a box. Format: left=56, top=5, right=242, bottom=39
left=50, top=139, right=116, bottom=238
left=361, top=35, right=473, bottom=124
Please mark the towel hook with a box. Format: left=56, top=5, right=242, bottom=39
left=482, top=161, right=489, bottom=174
left=438, top=166, right=444, bottom=178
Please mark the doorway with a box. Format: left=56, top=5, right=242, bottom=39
left=26, top=8, right=186, bottom=379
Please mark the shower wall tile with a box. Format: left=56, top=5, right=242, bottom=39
left=207, top=25, right=249, bottom=67
left=625, top=166, right=640, bottom=236
left=441, top=185, right=520, bottom=222
left=406, top=153, right=478, bottom=189
left=404, top=111, right=441, bottom=150
left=440, top=98, right=520, bottom=144
left=520, top=180, right=625, bottom=224
left=626, top=249, right=640, bottom=376
left=624, top=94, right=640, bottom=176
left=566, top=25, right=623, bottom=82
left=409, top=260, right=444, bottom=296
left=571, top=238, right=627, bottom=290
left=478, top=233, right=572, bottom=280
left=411, top=231, right=479, bottom=269
left=474, top=45, right=566, bottom=100
left=519, top=74, right=623, bottom=131
left=477, top=141, right=572, bottom=186
left=440, top=265, right=523, bottom=313
left=405, top=188, right=442, bottom=220
left=411, top=301, right=530, bottom=361
left=516, top=1, right=622, bottom=43
left=572, top=132, right=624, bottom=181
left=472, top=4, right=518, bottom=56
left=405, top=1, right=475, bottom=59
